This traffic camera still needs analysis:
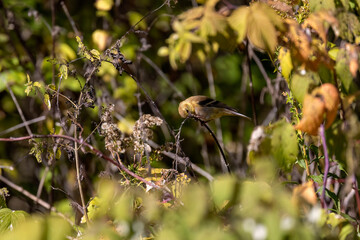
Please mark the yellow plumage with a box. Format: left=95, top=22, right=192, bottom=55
left=178, top=96, right=251, bottom=122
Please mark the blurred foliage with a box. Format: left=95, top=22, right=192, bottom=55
left=0, top=0, right=359, bottom=239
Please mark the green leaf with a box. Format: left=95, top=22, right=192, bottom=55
left=337, top=12, right=360, bottom=43
left=290, top=71, right=321, bottom=103
left=0, top=208, right=28, bottom=233
left=339, top=224, right=355, bottom=240
left=127, top=11, right=147, bottom=30
left=211, top=175, right=238, bottom=209
left=2, top=216, right=71, bottom=240
left=270, top=119, right=299, bottom=170
left=59, top=64, right=68, bottom=80
left=309, top=0, right=335, bottom=12
left=335, top=49, right=353, bottom=92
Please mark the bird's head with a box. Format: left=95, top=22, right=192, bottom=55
left=178, top=100, right=194, bottom=118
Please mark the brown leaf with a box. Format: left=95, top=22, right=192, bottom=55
left=292, top=181, right=317, bottom=206
left=295, top=94, right=325, bottom=135
left=313, top=83, right=340, bottom=128
left=295, top=83, right=339, bottom=135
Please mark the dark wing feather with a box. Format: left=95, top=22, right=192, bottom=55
left=198, top=97, right=238, bottom=112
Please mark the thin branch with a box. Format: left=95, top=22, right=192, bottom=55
left=7, top=85, right=33, bottom=136
left=320, top=124, right=329, bottom=210
left=0, top=134, right=166, bottom=192
left=332, top=69, right=346, bottom=122
left=0, top=175, right=75, bottom=227
left=141, top=53, right=184, bottom=99
left=51, top=0, right=56, bottom=85
left=36, top=166, right=49, bottom=199
left=205, top=59, right=228, bottom=173
left=60, top=1, right=81, bottom=37
left=0, top=116, right=46, bottom=136
left=147, top=140, right=214, bottom=181
left=353, top=175, right=360, bottom=217
left=249, top=47, right=276, bottom=106
left=202, top=122, right=231, bottom=173
left=115, top=0, right=171, bottom=45
left=245, top=41, right=258, bottom=126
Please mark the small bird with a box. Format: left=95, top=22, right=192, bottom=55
left=178, top=95, right=251, bottom=123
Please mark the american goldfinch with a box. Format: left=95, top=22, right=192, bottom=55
left=178, top=95, right=251, bottom=122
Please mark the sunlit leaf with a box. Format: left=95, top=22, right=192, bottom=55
left=295, top=83, right=339, bottom=135
left=228, top=6, right=249, bottom=43
left=278, top=47, right=293, bottom=82
left=59, top=64, right=68, bottom=80
left=211, top=175, right=238, bottom=209
left=292, top=181, right=317, bottom=206
left=247, top=2, right=284, bottom=53
left=309, top=0, right=335, bottom=12
left=271, top=119, right=299, bottom=170
left=92, top=30, right=109, bottom=51
left=290, top=71, right=321, bottom=104
left=94, top=0, right=113, bottom=11
left=44, top=93, right=51, bottom=110
left=0, top=208, right=28, bottom=233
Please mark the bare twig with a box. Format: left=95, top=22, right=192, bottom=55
left=141, top=53, right=184, bottom=99
left=0, top=116, right=46, bottom=136
left=245, top=41, right=258, bottom=126
left=7, top=85, right=33, bottom=136
left=249, top=47, right=276, bottom=106
left=51, top=0, right=56, bottom=85
left=0, top=134, right=167, bottom=193
left=115, top=0, right=171, bottom=46
left=202, top=122, right=231, bottom=173
left=205, top=60, right=228, bottom=173
left=353, top=175, right=360, bottom=217
left=147, top=140, right=214, bottom=181
left=60, top=1, right=81, bottom=37
left=0, top=175, right=75, bottom=227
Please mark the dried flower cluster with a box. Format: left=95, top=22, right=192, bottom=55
left=100, top=106, right=163, bottom=156
left=100, top=104, right=128, bottom=153
left=133, top=114, right=163, bottom=155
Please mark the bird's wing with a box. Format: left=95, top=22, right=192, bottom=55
left=198, top=97, right=237, bottom=112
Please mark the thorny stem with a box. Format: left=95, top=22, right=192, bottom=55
left=320, top=124, right=329, bottom=210
left=245, top=40, right=258, bottom=126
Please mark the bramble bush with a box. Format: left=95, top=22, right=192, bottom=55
left=0, top=0, right=359, bottom=239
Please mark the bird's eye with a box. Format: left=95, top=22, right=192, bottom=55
left=186, top=109, right=189, bottom=113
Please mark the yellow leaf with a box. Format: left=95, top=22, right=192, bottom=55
left=228, top=6, right=249, bottom=43
left=90, top=49, right=101, bottom=60
left=247, top=3, right=283, bottom=53
left=278, top=47, right=293, bottom=82
left=92, top=30, right=109, bottom=51
left=44, top=93, right=51, bottom=110
left=59, top=64, right=68, bottom=80
left=94, top=0, right=113, bottom=11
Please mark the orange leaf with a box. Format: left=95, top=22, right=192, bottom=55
left=292, top=181, right=317, bottom=206
left=295, top=83, right=339, bottom=135
left=295, top=94, right=325, bottom=135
